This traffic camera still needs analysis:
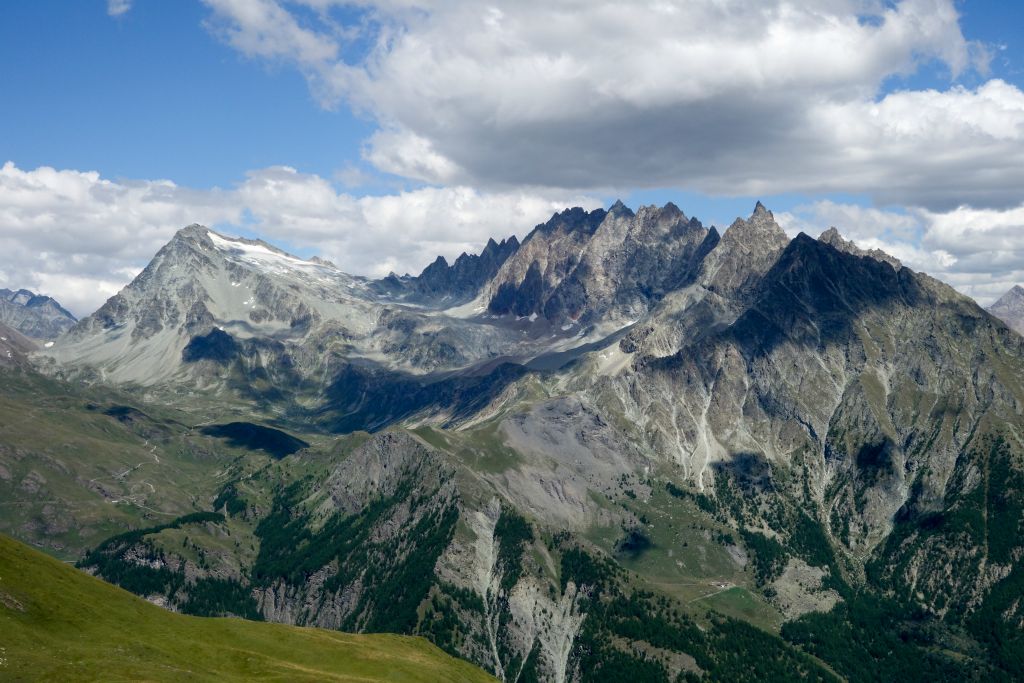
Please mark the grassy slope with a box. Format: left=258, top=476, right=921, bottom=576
left=0, top=368, right=330, bottom=560
left=0, top=533, right=496, bottom=682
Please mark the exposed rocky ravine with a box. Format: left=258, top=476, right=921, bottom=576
left=248, top=436, right=595, bottom=682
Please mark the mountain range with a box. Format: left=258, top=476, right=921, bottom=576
left=0, top=287, right=76, bottom=340
left=5, top=202, right=1024, bottom=682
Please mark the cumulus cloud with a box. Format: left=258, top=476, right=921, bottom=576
left=202, top=0, right=358, bottom=107
left=917, top=204, right=1024, bottom=303
left=196, top=0, right=1024, bottom=211
left=0, top=162, right=239, bottom=315
left=0, top=162, right=597, bottom=316
left=235, top=165, right=599, bottom=277
left=776, top=200, right=921, bottom=243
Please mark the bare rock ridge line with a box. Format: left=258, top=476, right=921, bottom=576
left=39, top=201, right=839, bottom=389
left=817, top=226, right=902, bottom=269
left=36, top=200, right=1017, bottom=443
left=410, top=234, right=522, bottom=304
left=0, top=287, right=76, bottom=340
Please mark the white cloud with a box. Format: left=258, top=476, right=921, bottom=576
left=362, top=129, right=461, bottom=185
left=808, top=79, right=1024, bottom=209
left=0, top=162, right=240, bottom=316
left=915, top=204, right=1024, bottom=304
left=776, top=200, right=921, bottom=242
left=235, top=166, right=600, bottom=276
left=0, top=162, right=597, bottom=316
left=196, top=0, right=1024, bottom=211
left=921, top=204, right=1024, bottom=258
left=201, top=0, right=358, bottom=108
left=107, top=0, right=132, bottom=16
left=203, top=0, right=337, bottom=63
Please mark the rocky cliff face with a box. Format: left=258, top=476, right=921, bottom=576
left=606, top=231, right=1020, bottom=546
left=414, top=235, right=521, bottom=304
left=699, top=201, right=790, bottom=302
left=481, top=206, right=608, bottom=319
left=0, top=288, right=76, bottom=340
left=817, top=226, right=902, bottom=269
left=483, top=201, right=715, bottom=327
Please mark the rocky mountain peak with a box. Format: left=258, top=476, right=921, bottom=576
left=817, top=226, right=843, bottom=243
left=168, top=223, right=216, bottom=249
left=818, top=227, right=902, bottom=269
left=10, top=289, right=33, bottom=305
left=481, top=234, right=519, bottom=257
left=486, top=200, right=713, bottom=322
left=309, top=255, right=337, bottom=268
left=55, top=224, right=383, bottom=383
left=607, top=199, right=635, bottom=218
left=662, top=200, right=683, bottom=217
left=531, top=206, right=608, bottom=239
left=629, top=201, right=689, bottom=227
left=0, top=287, right=77, bottom=340
left=175, top=223, right=210, bottom=238
left=697, top=203, right=791, bottom=301
left=728, top=201, right=787, bottom=242
left=997, top=284, right=1024, bottom=301
left=411, top=234, right=522, bottom=303
left=988, top=284, right=1024, bottom=335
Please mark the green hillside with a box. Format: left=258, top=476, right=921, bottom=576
left=0, top=533, right=496, bottom=682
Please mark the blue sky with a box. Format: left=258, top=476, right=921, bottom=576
left=2, top=1, right=1024, bottom=314
left=1, top=2, right=371, bottom=188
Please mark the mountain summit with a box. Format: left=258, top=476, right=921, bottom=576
left=483, top=202, right=714, bottom=324
left=0, top=288, right=76, bottom=340
left=988, top=284, right=1024, bottom=334
left=46, top=224, right=521, bottom=386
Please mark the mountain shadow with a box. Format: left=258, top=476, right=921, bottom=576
left=201, top=422, right=309, bottom=459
